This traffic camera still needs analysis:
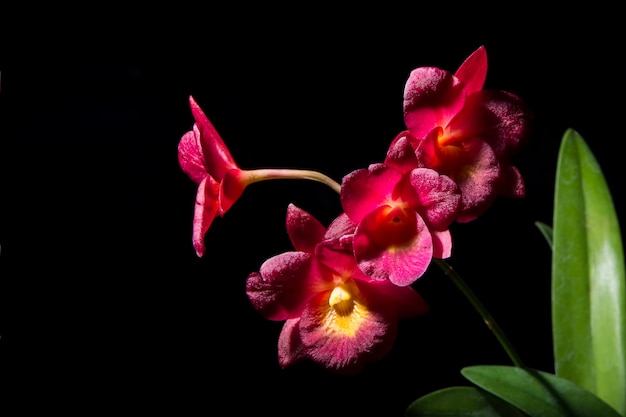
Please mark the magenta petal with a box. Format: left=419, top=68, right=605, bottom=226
left=354, top=209, right=433, bottom=286
left=454, top=45, right=487, bottom=94
left=177, top=126, right=206, bottom=185
left=246, top=252, right=320, bottom=320
left=286, top=204, right=327, bottom=253
left=358, top=280, right=429, bottom=319
left=414, top=127, right=442, bottom=169
left=387, top=130, right=421, bottom=154
left=319, top=212, right=357, bottom=252
left=324, top=212, right=357, bottom=241
left=298, top=292, right=396, bottom=375
left=316, top=244, right=367, bottom=281
left=188, top=95, right=239, bottom=181
left=478, top=89, right=533, bottom=158
left=340, top=164, right=402, bottom=223
left=431, top=229, right=452, bottom=259
left=278, top=318, right=307, bottom=368
left=454, top=140, right=500, bottom=222
left=403, top=67, right=465, bottom=139
left=410, top=168, right=461, bottom=229
left=498, top=165, right=525, bottom=198
left=192, top=176, right=220, bottom=258
left=384, top=135, right=419, bottom=174
left=219, top=168, right=249, bottom=215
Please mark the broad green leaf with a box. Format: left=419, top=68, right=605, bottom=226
left=405, top=386, right=527, bottom=416
left=461, top=365, right=622, bottom=417
left=552, top=128, right=626, bottom=415
left=534, top=221, right=553, bottom=249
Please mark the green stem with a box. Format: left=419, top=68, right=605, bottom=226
left=434, top=258, right=525, bottom=368
left=245, top=169, right=342, bottom=194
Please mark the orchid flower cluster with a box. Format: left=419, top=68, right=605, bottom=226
left=177, top=46, right=626, bottom=416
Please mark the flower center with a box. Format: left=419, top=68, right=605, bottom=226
left=370, top=205, right=416, bottom=247
left=329, top=284, right=354, bottom=316
left=323, top=281, right=368, bottom=336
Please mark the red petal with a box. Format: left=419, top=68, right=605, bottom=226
left=410, top=168, right=461, bottom=229
left=218, top=168, right=249, bottom=215
left=341, top=164, right=402, bottom=223
left=246, top=252, right=319, bottom=320
left=403, top=67, right=465, bottom=140
left=384, top=134, right=419, bottom=174
left=358, top=279, right=429, bottom=318
left=354, top=208, right=433, bottom=286
left=454, top=45, right=487, bottom=94
left=431, top=229, right=452, bottom=259
left=286, top=204, right=326, bottom=253
left=192, top=176, right=220, bottom=257
left=278, top=318, right=307, bottom=368
left=188, top=95, right=239, bottom=181
left=177, top=126, right=206, bottom=185
left=298, top=291, right=395, bottom=375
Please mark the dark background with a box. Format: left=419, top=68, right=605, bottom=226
left=1, top=7, right=624, bottom=415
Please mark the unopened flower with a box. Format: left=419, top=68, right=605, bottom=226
left=246, top=204, right=429, bottom=374
left=340, top=136, right=461, bottom=287
left=401, top=45, right=532, bottom=222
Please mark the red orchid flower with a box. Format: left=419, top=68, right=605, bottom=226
left=177, top=95, right=250, bottom=257
left=401, top=45, right=533, bottom=222
left=178, top=96, right=344, bottom=257
left=246, top=204, right=429, bottom=375
left=340, top=136, right=461, bottom=287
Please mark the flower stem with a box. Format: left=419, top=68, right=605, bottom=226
left=246, top=169, right=342, bottom=194
left=433, top=258, right=525, bottom=368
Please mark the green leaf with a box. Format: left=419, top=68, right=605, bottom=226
left=552, top=128, right=626, bottom=415
left=461, top=365, right=622, bottom=417
left=534, top=221, right=553, bottom=249
left=405, top=386, right=527, bottom=416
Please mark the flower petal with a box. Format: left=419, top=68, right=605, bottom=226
left=498, top=164, right=525, bottom=198
left=387, top=129, right=421, bottom=154
left=340, top=164, right=402, bottom=223
left=477, top=89, right=533, bottom=158
left=410, top=167, right=461, bottom=229
left=219, top=168, right=250, bottom=215
left=454, top=45, right=487, bottom=94
left=298, top=290, right=396, bottom=375
left=246, top=252, right=320, bottom=320
left=453, top=141, right=501, bottom=223
left=431, top=229, right=452, bottom=259
left=192, top=176, right=220, bottom=257
left=320, top=212, right=357, bottom=251
left=177, top=126, right=206, bottom=185
left=188, top=95, right=239, bottom=181
left=316, top=244, right=368, bottom=281
left=415, top=129, right=500, bottom=223
left=357, top=279, right=429, bottom=319
left=384, top=134, right=420, bottom=174
left=286, top=203, right=327, bottom=253
left=278, top=318, right=307, bottom=368
left=403, top=67, right=465, bottom=139
left=354, top=206, right=433, bottom=286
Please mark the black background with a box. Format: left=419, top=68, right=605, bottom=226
left=1, top=6, right=624, bottom=416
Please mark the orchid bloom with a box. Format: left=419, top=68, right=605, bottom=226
left=178, top=96, right=341, bottom=257
left=340, top=135, right=461, bottom=287
left=246, top=204, right=429, bottom=374
left=401, top=45, right=533, bottom=222
left=177, top=95, right=251, bottom=257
